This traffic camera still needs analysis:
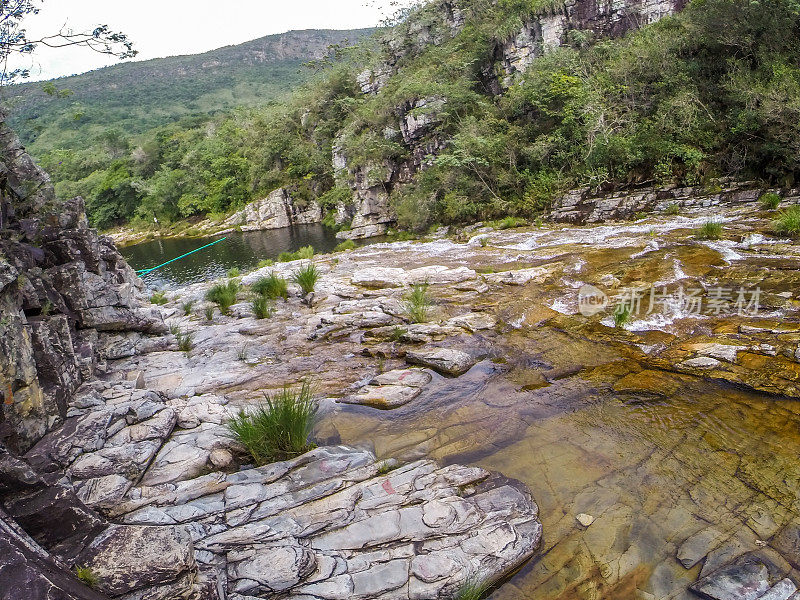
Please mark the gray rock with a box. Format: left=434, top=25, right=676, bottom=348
left=690, top=560, right=771, bottom=600
left=760, top=579, right=798, bottom=600
left=405, top=348, right=476, bottom=376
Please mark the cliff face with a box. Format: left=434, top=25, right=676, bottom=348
left=0, top=113, right=164, bottom=453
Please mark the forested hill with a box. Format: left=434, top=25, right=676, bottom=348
left=3, top=28, right=374, bottom=148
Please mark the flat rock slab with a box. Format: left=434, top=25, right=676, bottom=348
left=341, top=384, right=422, bottom=409
left=760, top=579, right=798, bottom=600
left=406, top=348, right=476, bottom=376
left=351, top=266, right=476, bottom=288
left=690, top=560, right=771, bottom=600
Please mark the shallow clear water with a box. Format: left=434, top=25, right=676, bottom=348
left=120, top=224, right=339, bottom=288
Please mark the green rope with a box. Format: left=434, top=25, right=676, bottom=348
left=135, top=237, right=228, bottom=275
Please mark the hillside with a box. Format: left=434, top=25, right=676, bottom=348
left=3, top=28, right=374, bottom=150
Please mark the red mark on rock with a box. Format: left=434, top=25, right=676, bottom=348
left=382, top=479, right=396, bottom=494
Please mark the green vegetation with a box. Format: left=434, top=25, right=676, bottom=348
left=377, top=460, right=400, bottom=475
left=237, top=343, right=251, bottom=362
left=227, top=267, right=241, bottom=278
left=665, top=203, right=681, bottom=215
left=774, top=205, right=800, bottom=236
left=150, top=290, right=167, bottom=305
left=334, top=239, right=357, bottom=252
left=404, top=283, right=432, bottom=323
left=695, top=220, right=723, bottom=240
left=759, top=192, right=782, bottom=209
left=176, top=329, right=194, bottom=352
left=389, top=326, right=407, bottom=342
left=489, top=216, right=526, bottom=230
left=74, top=565, right=99, bottom=588
left=227, top=381, right=317, bottom=465
left=456, top=578, right=490, bottom=600
left=252, top=273, right=289, bottom=300
left=252, top=296, right=274, bottom=319
left=257, top=259, right=275, bottom=268
left=292, top=263, right=320, bottom=295
left=206, top=280, right=239, bottom=315
left=181, top=300, right=195, bottom=316
left=204, top=305, right=215, bottom=321
left=613, top=304, right=633, bottom=328
left=278, top=245, right=315, bottom=263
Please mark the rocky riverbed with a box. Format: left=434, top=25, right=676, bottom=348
left=62, top=189, right=800, bottom=599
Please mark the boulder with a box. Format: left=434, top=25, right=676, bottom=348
left=406, top=348, right=476, bottom=376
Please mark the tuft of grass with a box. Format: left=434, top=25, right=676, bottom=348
left=278, top=245, right=315, bottom=262
left=252, top=296, right=274, bottom=319
left=490, top=216, right=526, bottom=230
left=150, top=291, right=168, bottom=305
left=257, top=259, right=274, bottom=268
left=377, top=461, right=399, bottom=475
left=75, top=565, right=99, bottom=588
left=237, top=342, right=250, bottom=362
left=182, top=300, right=195, bottom=316
left=403, top=283, right=431, bottom=323
left=759, top=192, right=781, bottom=210
left=613, top=304, right=632, bottom=328
left=292, top=263, right=320, bottom=295
left=228, top=267, right=241, bottom=278
left=334, top=239, right=357, bottom=252
left=665, top=203, right=681, bottom=215
left=169, top=323, right=181, bottom=336
left=227, top=381, right=317, bottom=465
left=252, top=273, right=289, bottom=300
left=389, top=326, right=407, bottom=342
left=176, top=329, right=194, bottom=352
left=694, top=220, right=723, bottom=240
left=478, top=236, right=488, bottom=247
left=204, top=305, right=214, bottom=321
left=206, top=280, right=239, bottom=315
left=774, top=205, right=800, bottom=236
left=456, top=578, right=490, bottom=600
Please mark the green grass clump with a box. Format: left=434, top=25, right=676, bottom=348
left=181, top=300, right=195, bottom=316
left=377, top=461, right=399, bottom=475
left=204, top=305, right=214, bottom=321
left=227, top=381, right=317, bottom=465
left=774, top=205, right=800, bottom=236
left=227, top=267, right=241, bottom=277
left=252, top=296, right=274, bottom=319
left=694, top=220, right=723, bottom=240
left=206, top=280, right=239, bottom=315
left=490, top=216, right=526, bottom=230
left=665, top=203, right=681, bottom=215
left=252, top=273, right=289, bottom=300
left=176, top=329, right=194, bottom=352
left=388, top=326, right=407, bottom=342
left=404, top=283, right=431, bottom=323
left=456, top=578, right=490, bottom=600
left=759, top=192, right=782, bottom=209
left=257, top=259, right=275, bottom=268
left=75, top=565, right=99, bottom=588
left=292, top=263, right=320, bottom=295
left=150, top=291, right=168, bottom=305
left=613, top=304, right=632, bottom=328
left=278, top=245, right=315, bottom=262
left=334, top=239, right=357, bottom=252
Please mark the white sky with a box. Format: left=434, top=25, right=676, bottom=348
left=11, top=0, right=407, bottom=81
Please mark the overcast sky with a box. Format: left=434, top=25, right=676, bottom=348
left=11, top=0, right=408, bottom=81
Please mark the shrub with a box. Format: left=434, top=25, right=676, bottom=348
left=252, top=296, right=274, bottom=319
left=206, top=280, right=239, bottom=314
left=176, top=329, right=194, bottom=352
left=489, top=216, right=526, bottom=230
left=695, top=221, right=723, bottom=240
left=334, top=239, right=357, bottom=252
left=774, top=205, right=800, bottom=236
left=292, top=263, right=320, bottom=295
left=404, top=283, right=431, bottom=323
left=760, top=192, right=782, bottom=210
left=181, top=300, right=195, bottom=316
left=75, top=565, right=99, bottom=588
left=228, top=267, right=241, bottom=278
left=227, top=381, right=316, bottom=465
left=252, top=273, right=289, bottom=300
left=150, top=291, right=168, bottom=305
left=613, top=304, right=632, bottom=328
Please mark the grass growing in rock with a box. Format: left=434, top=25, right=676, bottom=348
left=334, top=239, right=357, bottom=252
left=760, top=192, right=782, bottom=209
left=456, top=578, right=490, bottom=600
left=665, top=203, right=681, bottom=215
left=613, top=304, right=633, bottom=328
left=257, top=259, right=274, bottom=268
left=292, top=263, right=319, bottom=295
left=278, top=245, right=315, bottom=262
left=695, top=221, right=723, bottom=240
left=206, top=280, right=239, bottom=315
left=251, top=296, right=274, bottom=319
left=489, top=216, right=526, bottom=230
left=404, top=283, right=431, bottom=323
left=252, top=273, right=289, bottom=300
left=204, top=305, right=214, bottom=321
left=228, top=381, right=317, bottom=465
left=389, top=326, right=407, bottom=342
left=774, top=205, right=800, bottom=236
left=227, top=267, right=241, bottom=278
left=150, top=291, right=168, bottom=305
left=176, top=329, right=194, bottom=352
left=75, top=565, right=99, bottom=588
left=182, top=300, right=195, bottom=316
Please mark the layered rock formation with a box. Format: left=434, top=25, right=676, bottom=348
left=224, top=188, right=322, bottom=232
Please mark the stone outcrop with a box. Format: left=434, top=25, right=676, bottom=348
left=0, top=113, right=164, bottom=453
left=224, top=188, right=322, bottom=232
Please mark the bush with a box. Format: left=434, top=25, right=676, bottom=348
left=252, top=296, right=274, bottom=319
left=404, top=283, right=431, bottom=323
left=334, top=239, right=357, bottom=252
left=278, top=245, right=315, bottom=262
left=150, top=291, right=168, bottom=305
left=774, top=205, right=800, bottom=236
left=292, top=263, right=320, bottom=295
left=227, top=381, right=317, bottom=465
left=489, top=216, right=526, bottom=230
left=252, top=273, right=289, bottom=300
left=760, top=192, right=782, bottom=209
left=257, top=259, right=275, bottom=268
left=206, top=280, right=239, bottom=314
left=695, top=221, right=723, bottom=240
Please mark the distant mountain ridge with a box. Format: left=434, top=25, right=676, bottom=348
left=4, top=28, right=375, bottom=146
